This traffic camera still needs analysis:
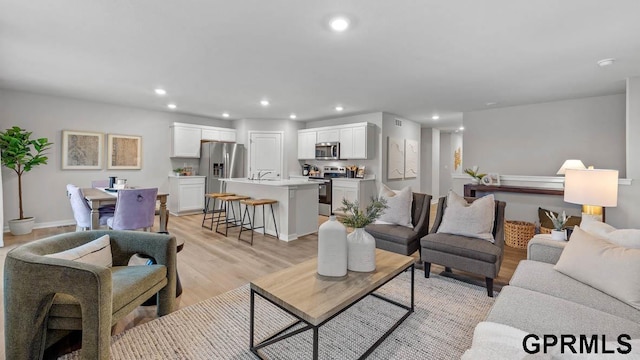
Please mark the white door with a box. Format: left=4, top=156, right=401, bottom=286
left=249, top=131, right=283, bottom=180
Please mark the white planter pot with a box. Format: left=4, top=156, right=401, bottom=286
left=317, top=216, right=348, bottom=277
left=8, top=217, right=35, bottom=235
left=347, top=228, right=376, bottom=272
left=551, top=229, right=567, bottom=241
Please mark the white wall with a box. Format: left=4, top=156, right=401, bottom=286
left=439, top=133, right=452, bottom=197
left=0, top=89, right=232, bottom=228
left=420, top=128, right=433, bottom=195
left=464, top=94, right=626, bottom=176
left=381, top=113, right=421, bottom=192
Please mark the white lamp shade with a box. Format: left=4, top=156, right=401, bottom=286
left=564, top=169, right=619, bottom=207
left=556, top=159, right=586, bottom=175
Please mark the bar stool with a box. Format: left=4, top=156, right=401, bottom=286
left=216, top=195, right=251, bottom=237
left=238, top=199, right=279, bottom=245
left=202, top=192, right=235, bottom=230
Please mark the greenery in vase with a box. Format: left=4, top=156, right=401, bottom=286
left=546, top=210, right=571, bottom=231
left=0, top=126, right=52, bottom=219
left=338, top=196, right=388, bottom=229
left=464, top=166, right=487, bottom=181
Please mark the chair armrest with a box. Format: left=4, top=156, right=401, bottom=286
left=527, top=237, right=567, bottom=264
left=109, top=231, right=177, bottom=267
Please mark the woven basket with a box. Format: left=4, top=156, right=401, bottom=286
left=504, top=220, right=536, bottom=249
left=540, top=226, right=552, bottom=234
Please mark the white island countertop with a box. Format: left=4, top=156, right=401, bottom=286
left=222, top=178, right=319, bottom=187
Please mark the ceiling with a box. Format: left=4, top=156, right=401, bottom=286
left=2, top=1, right=640, bottom=129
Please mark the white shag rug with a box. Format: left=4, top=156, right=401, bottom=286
left=60, top=272, right=495, bottom=359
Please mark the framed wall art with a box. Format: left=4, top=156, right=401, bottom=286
left=404, top=139, right=419, bottom=179
left=387, top=137, right=404, bottom=180
left=61, top=130, right=103, bottom=170
left=107, top=134, right=142, bottom=170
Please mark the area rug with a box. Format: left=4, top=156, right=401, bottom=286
left=60, top=272, right=495, bottom=359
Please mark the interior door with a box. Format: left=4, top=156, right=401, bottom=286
left=249, top=131, right=282, bottom=180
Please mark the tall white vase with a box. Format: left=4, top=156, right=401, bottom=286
left=347, top=228, right=376, bottom=272
left=317, top=216, right=348, bottom=277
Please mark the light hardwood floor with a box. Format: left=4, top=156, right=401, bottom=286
left=0, top=209, right=527, bottom=357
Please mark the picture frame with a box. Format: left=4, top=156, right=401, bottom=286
left=61, top=130, right=104, bottom=170
left=387, top=137, right=404, bottom=180
left=404, top=139, right=419, bottom=179
left=107, top=134, right=142, bottom=170
left=481, top=173, right=501, bottom=186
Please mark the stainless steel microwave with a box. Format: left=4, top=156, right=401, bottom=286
left=315, top=142, right=340, bottom=160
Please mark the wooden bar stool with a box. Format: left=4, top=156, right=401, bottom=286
left=216, top=195, right=251, bottom=237
left=202, top=192, right=235, bottom=230
left=238, top=199, right=279, bottom=245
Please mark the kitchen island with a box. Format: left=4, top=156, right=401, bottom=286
left=221, top=178, right=319, bottom=241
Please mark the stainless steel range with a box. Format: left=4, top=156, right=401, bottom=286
left=310, top=166, right=345, bottom=216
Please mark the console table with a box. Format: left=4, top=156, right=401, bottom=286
left=463, top=184, right=564, bottom=197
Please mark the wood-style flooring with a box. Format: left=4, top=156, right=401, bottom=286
left=0, top=208, right=527, bottom=358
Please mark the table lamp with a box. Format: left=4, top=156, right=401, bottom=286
left=563, top=169, right=618, bottom=222
left=556, top=159, right=586, bottom=175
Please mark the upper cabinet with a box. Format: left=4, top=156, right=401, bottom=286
left=316, top=129, right=339, bottom=143
left=297, top=130, right=317, bottom=160
left=170, top=123, right=202, bottom=158
left=171, top=122, right=237, bottom=158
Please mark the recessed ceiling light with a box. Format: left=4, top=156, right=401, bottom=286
left=432, top=115, right=440, bottom=120
left=222, top=112, right=230, bottom=118
left=486, top=102, right=497, bottom=106
left=260, top=99, right=270, bottom=106
left=289, top=114, right=297, bottom=119
left=459, top=126, right=465, bottom=131
left=167, top=103, right=177, bottom=110
left=335, top=105, right=344, bottom=111
left=154, top=88, right=166, bottom=96
left=329, top=17, right=350, bottom=32
left=597, top=58, right=615, bottom=67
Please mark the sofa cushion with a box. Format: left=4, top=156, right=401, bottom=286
left=365, top=223, right=417, bottom=245
left=376, top=185, right=413, bottom=228
left=486, top=286, right=640, bottom=338
left=437, top=191, right=495, bottom=242
left=49, top=264, right=167, bottom=319
left=555, top=226, right=640, bottom=310
left=510, top=260, right=640, bottom=323
left=421, top=233, right=500, bottom=263
left=45, top=234, right=112, bottom=267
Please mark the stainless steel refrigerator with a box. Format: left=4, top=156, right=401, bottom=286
left=200, top=142, right=244, bottom=194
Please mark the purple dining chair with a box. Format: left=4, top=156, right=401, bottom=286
left=91, top=179, right=116, bottom=212
left=106, top=188, right=159, bottom=231
left=66, top=184, right=113, bottom=231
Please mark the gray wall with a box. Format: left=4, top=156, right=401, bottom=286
left=381, top=113, right=421, bottom=192
left=0, top=88, right=232, bottom=228
left=420, top=128, right=433, bottom=195
left=464, top=94, right=626, bottom=176
left=439, top=133, right=452, bottom=196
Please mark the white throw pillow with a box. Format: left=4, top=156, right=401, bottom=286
left=437, top=191, right=495, bottom=242
left=555, top=226, right=640, bottom=310
left=46, top=234, right=113, bottom=267
left=375, top=185, right=413, bottom=228
left=580, top=216, right=640, bottom=249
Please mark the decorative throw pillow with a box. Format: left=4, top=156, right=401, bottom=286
left=538, top=207, right=581, bottom=229
left=554, top=226, right=640, bottom=310
left=580, top=216, right=640, bottom=249
left=46, top=234, right=113, bottom=267
left=375, top=185, right=413, bottom=228
left=437, top=191, right=495, bottom=242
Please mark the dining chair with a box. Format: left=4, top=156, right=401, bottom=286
left=66, top=184, right=113, bottom=231
left=106, top=188, right=159, bottom=231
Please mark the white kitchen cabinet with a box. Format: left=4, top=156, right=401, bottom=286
left=297, top=130, right=317, bottom=159
left=316, top=129, right=339, bottom=143
left=201, top=128, right=220, bottom=141
left=331, top=178, right=376, bottom=214
left=219, top=130, right=236, bottom=142
left=168, top=176, right=205, bottom=216
left=339, top=123, right=374, bottom=160
left=170, top=124, right=202, bottom=158
left=201, top=127, right=236, bottom=142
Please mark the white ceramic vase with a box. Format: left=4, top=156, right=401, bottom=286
left=8, top=217, right=35, bottom=235
left=347, top=228, right=376, bottom=272
left=317, top=216, right=348, bottom=277
left=551, top=229, right=567, bottom=241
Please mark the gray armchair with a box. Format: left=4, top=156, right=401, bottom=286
left=420, top=196, right=506, bottom=297
left=4, top=230, right=177, bottom=360
left=365, top=192, right=432, bottom=256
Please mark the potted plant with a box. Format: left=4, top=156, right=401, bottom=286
left=0, top=126, right=53, bottom=235
left=338, top=197, right=387, bottom=272
left=546, top=210, right=571, bottom=241
left=464, top=166, right=487, bottom=184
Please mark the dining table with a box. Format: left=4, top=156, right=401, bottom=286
left=82, top=187, right=170, bottom=232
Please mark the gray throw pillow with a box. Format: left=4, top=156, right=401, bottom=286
left=437, top=191, right=495, bottom=242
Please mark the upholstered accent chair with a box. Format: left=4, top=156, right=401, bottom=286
left=421, top=196, right=506, bottom=297
left=66, top=184, right=113, bottom=231
left=106, top=188, right=158, bottom=231
left=4, top=230, right=177, bottom=360
left=365, top=192, right=433, bottom=256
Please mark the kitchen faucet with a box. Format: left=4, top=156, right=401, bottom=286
left=257, top=170, right=273, bottom=180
